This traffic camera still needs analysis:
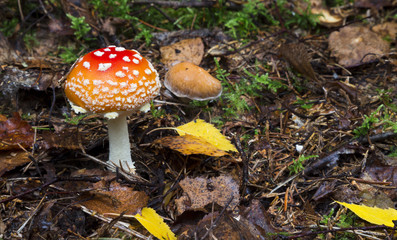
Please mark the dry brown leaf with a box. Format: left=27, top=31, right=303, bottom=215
left=175, top=175, right=240, bottom=215
left=80, top=180, right=148, bottom=215
left=279, top=42, right=318, bottom=82
left=40, top=129, right=80, bottom=150
left=0, top=151, right=31, bottom=176
left=160, top=38, right=204, bottom=68
left=328, top=25, right=390, bottom=67
left=0, top=112, right=34, bottom=150
left=194, top=212, right=259, bottom=240
left=372, top=22, right=397, bottom=40
left=155, top=134, right=228, bottom=156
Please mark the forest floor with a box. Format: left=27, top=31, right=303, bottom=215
left=0, top=0, right=397, bottom=239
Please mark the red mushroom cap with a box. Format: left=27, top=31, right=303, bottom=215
left=64, top=46, right=160, bottom=116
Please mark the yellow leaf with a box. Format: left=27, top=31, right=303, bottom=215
left=336, top=201, right=397, bottom=227
left=175, top=119, right=237, bottom=152
left=134, top=207, right=176, bottom=240
left=154, top=135, right=227, bottom=156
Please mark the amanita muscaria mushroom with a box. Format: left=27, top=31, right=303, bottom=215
left=64, top=46, right=160, bottom=173
left=164, top=62, right=222, bottom=101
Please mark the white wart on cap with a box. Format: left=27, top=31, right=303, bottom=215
left=164, top=62, right=222, bottom=101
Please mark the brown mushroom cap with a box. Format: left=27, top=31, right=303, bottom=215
left=164, top=62, right=222, bottom=101
left=64, top=46, right=160, bottom=116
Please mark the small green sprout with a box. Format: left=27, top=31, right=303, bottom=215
left=63, top=113, right=86, bottom=125
left=66, top=14, right=91, bottom=40
left=288, top=154, right=318, bottom=174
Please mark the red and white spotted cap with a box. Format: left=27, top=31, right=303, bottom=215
left=64, top=46, right=160, bottom=119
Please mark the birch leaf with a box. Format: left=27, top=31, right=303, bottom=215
left=134, top=207, right=176, bottom=240
left=175, top=119, right=237, bottom=152
left=336, top=201, right=397, bottom=227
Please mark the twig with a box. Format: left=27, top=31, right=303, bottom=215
left=79, top=152, right=148, bottom=183
left=235, top=135, right=250, bottom=199
left=138, top=19, right=167, bottom=32
left=80, top=206, right=150, bottom=239
left=0, top=176, right=101, bottom=204
left=150, top=4, right=175, bottom=23
left=17, top=0, right=24, bottom=21
left=358, top=131, right=397, bottom=144
left=199, top=195, right=234, bottom=240
left=287, top=225, right=393, bottom=239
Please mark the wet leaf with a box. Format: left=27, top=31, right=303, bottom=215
left=0, top=151, right=31, bottom=177
left=336, top=201, right=397, bottom=227
left=155, top=134, right=227, bottom=156
left=194, top=211, right=258, bottom=240
left=328, top=26, right=390, bottom=67
left=0, top=113, right=34, bottom=150
left=175, top=175, right=240, bottom=215
left=134, top=207, right=176, bottom=240
left=80, top=180, right=148, bottom=215
left=160, top=38, right=204, bottom=68
left=176, top=119, right=237, bottom=152
left=40, top=129, right=80, bottom=150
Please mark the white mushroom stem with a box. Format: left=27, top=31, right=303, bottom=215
left=107, top=113, right=135, bottom=173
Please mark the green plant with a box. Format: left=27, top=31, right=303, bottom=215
left=23, top=32, right=39, bottom=51
left=150, top=102, right=166, bottom=119
left=90, top=0, right=133, bottom=19
left=320, top=208, right=335, bottom=225
left=277, top=0, right=320, bottom=30
left=378, top=88, right=397, bottom=112
left=66, top=14, right=91, bottom=40
left=243, top=69, right=285, bottom=93
left=222, top=0, right=276, bottom=39
left=388, top=147, right=397, bottom=157
left=215, top=58, right=285, bottom=118
left=288, top=154, right=318, bottom=174
left=353, top=104, right=397, bottom=138
left=0, top=18, right=18, bottom=37
left=63, top=113, right=86, bottom=125
left=58, top=44, right=84, bottom=64
left=353, top=105, right=382, bottom=137
left=319, top=208, right=357, bottom=239
left=134, top=27, right=153, bottom=46
left=295, top=98, right=314, bottom=110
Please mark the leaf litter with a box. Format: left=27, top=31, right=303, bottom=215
left=0, top=0, right=396, bottom=239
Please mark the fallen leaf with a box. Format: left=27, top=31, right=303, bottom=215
left=336, top=201, right=397, bottom=227
left=134, top=207, right=176, bottom=240
left=194, top=211, right=258, bottom=240
left=160, top=38, right=204, bottom=68
left=328, top=26, right=390, bottom=67
left=80, top=180, right=148, bottom=215
left=241, top=199, right=277, bottom=234
left=155, top=134, right=228, bottom=156
left=176, top=119, right=237, bottom=152
left=372, top=22, right=397, bottom=40
left=40, top=129, right=80, bottom=150
left=175, top=175, right=240, bottom=215
left=279, top=42, right=318, bottom=82
left=0, top=151, right=31, bottom=177
left=0, top=112, right=34, bottom=150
